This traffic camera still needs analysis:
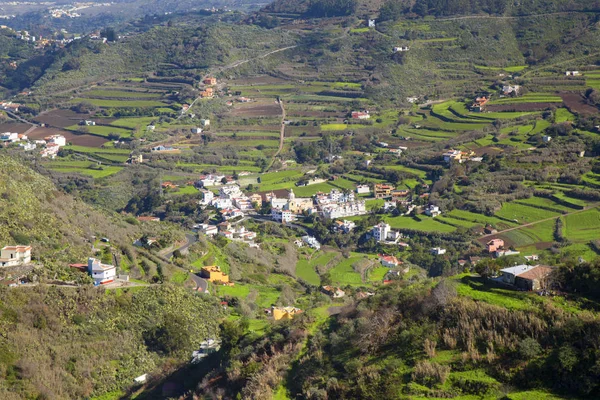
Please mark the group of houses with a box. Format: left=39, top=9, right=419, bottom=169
left=0, top=101, right=21, bottom=113
left=486, top=239, right=521, bottom=258
left=0, top=132, right=65, bottom=156
left=442, top=149, right=479, bottom=164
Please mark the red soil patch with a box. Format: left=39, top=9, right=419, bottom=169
left=230, top=102, right=282, bottom=118
left=534, top=242, right=554, bottom=250
left=559, top=92, right=599, bottom=115
left=0, top=122, right=32, bottom=134
left=486, top=103, right=561, bottom=112
left=34, top=109, right=91, bottom=128
left=27, top=127, right=108, bottom=147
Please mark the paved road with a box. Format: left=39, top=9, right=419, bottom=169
left=190, top=273, right=208, bottom=293
left=163, top=233, right=198, bottom=259
left=161, top=233, right=209, bottom=292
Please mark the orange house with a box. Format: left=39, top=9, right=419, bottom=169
left=203, top=77, right=217, bottom=86
left=487, top=239, right=504, bottom=253
left=201, top=265, right=230, bottom=283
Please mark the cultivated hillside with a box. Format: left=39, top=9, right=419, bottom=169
left=30, top=23, right=296, bottom=94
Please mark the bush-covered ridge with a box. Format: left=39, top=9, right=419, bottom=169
left=0, top=284, right=224, bottom=399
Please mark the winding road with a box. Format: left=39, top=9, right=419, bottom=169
left=162, top=233, right=209, bottom=292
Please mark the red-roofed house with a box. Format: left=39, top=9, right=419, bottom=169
left=379, top=254, right=402, bottom=268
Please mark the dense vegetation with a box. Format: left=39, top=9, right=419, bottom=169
left=0, top=285, right=223, bottom=399
left=185, top=276, right=600, bottom=399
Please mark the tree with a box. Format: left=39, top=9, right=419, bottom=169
left=518, top=338, right=542, bottom=360
left=100, top=27, right=117, bottom=42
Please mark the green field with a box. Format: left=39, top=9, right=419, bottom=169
left=48, top=165, right=123, bottom=178
left=82, top=90, right=163, bottom=99
left=66, top=124, right=132, bottom=138
left=495, top=202, right=559, bottom=224
left=562, top=208, right=600, bottom=242
left=328, top=255, right=367, bottom=286
left=295, top=260, right=321, bottom=286
left=384, top=215, right=456, bottom=233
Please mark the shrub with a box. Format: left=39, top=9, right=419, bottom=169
left=518, top=337, right=542, bottom=360
left=411, top=360, right=450, bottom=387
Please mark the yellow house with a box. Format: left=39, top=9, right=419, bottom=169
left=272, top=306, right=303, bottom=321
left=250, top=193, right=263, bottom=208
left=201, top=265, right=229, bottom=283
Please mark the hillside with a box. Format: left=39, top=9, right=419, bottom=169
left=30, top=22, right=296, bottom=95
left=264, top=0, right=599, bottom=18
left=0, top=284, right=224, bottom=400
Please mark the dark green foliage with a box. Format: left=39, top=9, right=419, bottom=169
left=306, top=0, right=357, bottom=17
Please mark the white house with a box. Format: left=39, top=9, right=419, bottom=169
left=334, top=220, right=356, bottom=233
left=371, top=222, right=402, bottom=243
left=368, top=19, right=376, bottom=27
left=272, top=208, right=296, bottom=223
left=393, top=46, right=410, bottom=52
left=496, top=249, right=521, bottom=257
left=425, top=205, right=441, bottom=217
left=0, top=245, right=32, bottom=267
left=199, top=189, right=214, bottom=205
left=20, top=142, right=36, bottom=151
left=565, top=71, right=580, bottom=76
left=192, top=127, right=203, bottom=134
left=430, top=247, right=447, bottom=256
left=543, top=135, right=552, bottom=143
left=46, top=135, right=66, bottom=147
left=200, top=119, right=211, bottom=127
left=87, top=257, right=116, bottom=285
left=197, top=224, right=218, bottom=236
left=0, top=132, right=19, bottom=142
left=356, top=184, right=370, bottom=194
left=302, top=235, right=321, bottom=250
left=322, top=201, right=366, bottom=219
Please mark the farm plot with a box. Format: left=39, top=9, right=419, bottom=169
left=80, top=89, right=164, bottom=99
left=495, top=202, right=560, bottom=224
left=497, top=219, right=556, bottom=249
left=65, top=124, right=133, bottom=138
left=447, top=209, right=517, bottom=229
left=562, top=208, right=600, bottom=242
left=46, top=161, right=124, bottom=178
left=384, top=215, right=456, bottom=233
left=69, top=98, right=167, bottom=108
left=328, top=255, right=367, bottom=286
left=27, top=127, right=109, bottom=147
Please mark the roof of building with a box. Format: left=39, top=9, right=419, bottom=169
left=500, top=264, right=535, bottom=276
left=2, top=245, right=32, bottom=252
left=516, top=265, right=553, bottom=281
